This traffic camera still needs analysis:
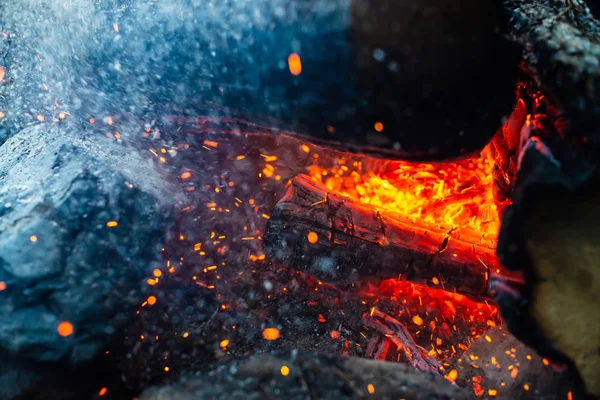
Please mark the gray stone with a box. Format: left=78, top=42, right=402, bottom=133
left=0, top=123, right=179, bottom=367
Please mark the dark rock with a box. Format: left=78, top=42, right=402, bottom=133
left=140, top=351, right=470, bottom=400
left=0, top=124, right=180, bottom=397
left=457, top=326, right=585, bottom=399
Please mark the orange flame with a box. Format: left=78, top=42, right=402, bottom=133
left=307, top=143, right=501, bottom=245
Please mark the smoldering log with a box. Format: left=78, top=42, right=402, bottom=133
left=263, top=175, right=500, bottom=300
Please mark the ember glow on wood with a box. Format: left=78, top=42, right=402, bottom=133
left=264, top=171, right=502, bottom=300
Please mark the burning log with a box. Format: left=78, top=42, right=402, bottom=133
left=264, top=175, right=501, bottom=301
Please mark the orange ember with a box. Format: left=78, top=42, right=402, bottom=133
left=263, top=327, right=281, bottom=341
left=57, top=321, right=74, bottom=337
left=308, top=143, right=501, bottom=246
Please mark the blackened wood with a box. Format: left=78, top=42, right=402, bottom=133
left=506, top=0, right=600, bottom=148
left=263, top=175, right=500, bottom=300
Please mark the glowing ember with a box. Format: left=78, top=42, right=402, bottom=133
left=263, top=327, right=280, bottom=341
left=367, top=384, right=375, bottom=394
left=288, top=53, right=302, bottom=76
left=445, top=369, right=458, bottom=383
left=57, top=321, right=74, bottom=337
left=308, top=143, right=501, bottom=244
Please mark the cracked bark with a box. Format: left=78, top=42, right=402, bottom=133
left=263, top=175, right=502, bottom=301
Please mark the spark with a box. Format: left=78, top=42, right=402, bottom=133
left=29, top=235, right=38, bottom=242
left=57, top=321, right=74, bottom=337
left=288, top=53, right=302, bottom=76
left=280, top=365, right=290, bottom=376
left=106, top=221, right=118, bottom=227
left=444, top=369, right=458, bottom=382
left=263, top=328, right=280, bottom=341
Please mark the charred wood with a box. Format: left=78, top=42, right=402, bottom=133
left=264, top=175, right=501, bottom=301
left=505, top=0, right=600, bottom=148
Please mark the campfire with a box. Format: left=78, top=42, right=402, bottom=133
left=1, top=0, right=598, bottom=399
left=107, top=98, right=538, bottom=397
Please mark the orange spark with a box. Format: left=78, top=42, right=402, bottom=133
left=0, top=282, right=6, bottom=291
left=374, top=122, right=384, bottom=132
left=307, top=231, right=318, bottom=244
left=444, top=369, right=458, bottom=383
left=367, top=384, right=375, bottom=394
left=99, top=387, right=108, bottom=396
left=203, top=140, right=218, bottom=148
left=288, top=53, right=302, bottom=76
left=263, top=328, right=280, bottom=341
left=147, top=296, right=157, bottom=305
left=57, top=321, right=74, bottom=337
left=280, top=365, right=290, bottom=376
left=106, top=221, right=118, bottom=227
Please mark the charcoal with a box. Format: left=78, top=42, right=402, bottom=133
left=0, top=124, right=180, bottom=398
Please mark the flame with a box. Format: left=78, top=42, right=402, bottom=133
left=307, top=143, right=501, bottom=244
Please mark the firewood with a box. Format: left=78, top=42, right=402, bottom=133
left=264, top=175, right=502, bottom=301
